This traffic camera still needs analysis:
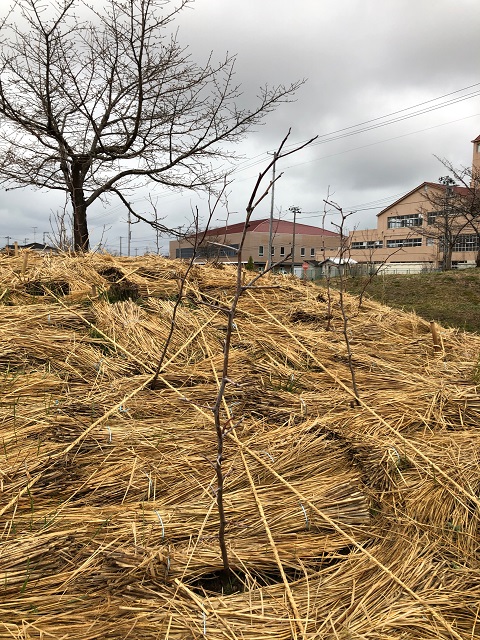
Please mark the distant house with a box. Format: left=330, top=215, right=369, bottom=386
left=347, top=135, right=480, bottom=272
left=170, top=218, right=341, bottom=273
left=2, top=242, right=58, bottom=254
left=316, top=257, right=358, bottom=278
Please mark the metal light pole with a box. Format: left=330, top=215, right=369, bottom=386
left=289, top=206, right=300, bottom=275
left=127, top=212, right=131, bottom=257
left=155, top=209, right=160, bottom=254
left=267, top=151, right=278, bottom=269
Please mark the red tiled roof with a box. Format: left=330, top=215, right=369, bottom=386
left=377, top=181, right=472, bottom=216
left=424, top=181, right=471, bottom=196
left=200, top=218, right=339, bottom=237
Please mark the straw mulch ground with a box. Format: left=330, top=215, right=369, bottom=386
left=0, top=250, right=479, bottom=639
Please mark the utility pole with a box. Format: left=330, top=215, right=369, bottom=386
left=289, top=206, right=300, bottom=275
left=24, top=237, right=29, bottom=247
left=127, top=212, right=132, bottom=257
left=155, top=209, right=160, bottom=254
left=119, top=236, right=124, bottom=256
left=43, top=231, right=48, bottom=244
left=32, top=226, right=37, bottom=243
left=5, top=236, right=10, bottom=248
left=267, top=151, right=278, bottom=269
left=135, top=247, right=138, bottom=257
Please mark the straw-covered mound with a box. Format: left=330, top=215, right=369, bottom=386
left=0, top=250, right=479, bottom=639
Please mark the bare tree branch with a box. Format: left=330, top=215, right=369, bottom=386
left=0, top=0, right=305, bottom=250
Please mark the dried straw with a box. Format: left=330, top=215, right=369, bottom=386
left=0, top=252, right=479, bottom=639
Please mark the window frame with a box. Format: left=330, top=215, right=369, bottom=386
left=351, top=240, right=384, bottom=249
left=387, top=214, right=423, bottom=229
left=453, top=234, right=480, bottom=252
left=386, top=237, right=422, bottom=248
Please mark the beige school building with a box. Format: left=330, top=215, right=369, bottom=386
left=171, top=135, right=480, bottom=274
left=169, top=218, right=342, bottom=273
left=347, top=135, right=480, bottom=271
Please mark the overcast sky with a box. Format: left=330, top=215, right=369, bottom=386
left=1, top=0, right=480, bottom=254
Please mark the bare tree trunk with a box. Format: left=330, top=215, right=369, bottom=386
left=212, top=377, right=232, bottom=575
left=443, top=247, right=453, bottom=271
left=71, top=161, right=90, bottom=251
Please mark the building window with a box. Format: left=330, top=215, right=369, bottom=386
left=387, top=214, right=423, bottom=229
left=198, top=243, right=239, bottom=258
left=386, top=238, right=422, bottom=248
left=310, top=248, right=315, bottom=258
left=176, top=247, right=195, bottom=258
left=351, top=240, right=383, bottom=249
left=453, top=234, right=480, bottom=252
left=258, top=245, right=264, bottom=257
left=271, top=246, right=275, bottom=256
left=280, top=246, right=285, bottom=256
left=300, top=247, right=305, bottom=257
left=427, top=212, right=437, bottom=225
left=221, top=243, right=238, bottom=258
left=426, top=237, right=435, bottom=246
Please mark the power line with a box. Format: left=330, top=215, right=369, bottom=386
left=309, top=91, right=480, bottom=147
left=346, top=198, right=431, bottom=212
left=74, top=82, right=480, bottom=231
left=278, top=112, right=480, bottom=174
left=283, top=81, right=480, bottom=149
left=232, top=83, right=480, bottom=175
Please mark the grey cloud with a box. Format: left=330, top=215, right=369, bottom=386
left=1, top=0, right=479, bottom=252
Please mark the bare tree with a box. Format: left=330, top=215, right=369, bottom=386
left=0, top=0, right=302, bottom=250
left=348, top=240, right=406, bottom=308
left=325, top=198, right=361, bottom=404
left=319, top=190, right=335, bottom=330
left=149, top=187, right=226, bottom=392
left=206, top=131, right=315, bottom=577
left=151, top=132, right=315, bottom=582
left=48, top=199, right=74, bottom=251
left=431, top=160, right=480, bottom=267
left=416, top=168, right=480, bottom=270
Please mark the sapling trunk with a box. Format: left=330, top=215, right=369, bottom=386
left=325, top=198, right=361, bottom=405
left=210, top=131, right=317, bottom=574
